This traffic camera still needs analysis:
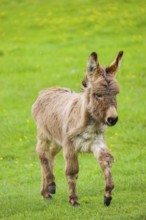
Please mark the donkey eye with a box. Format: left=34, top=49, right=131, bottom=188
left=95, top=93, right=103, bottom=99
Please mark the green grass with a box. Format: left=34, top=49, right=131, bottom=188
left=0, top=0, right=146, bottom=219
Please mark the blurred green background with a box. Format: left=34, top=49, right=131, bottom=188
left=0, top=0, right=146, bottom=219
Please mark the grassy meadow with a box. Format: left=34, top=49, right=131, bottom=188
left=0, top=0, right=146, bottom=219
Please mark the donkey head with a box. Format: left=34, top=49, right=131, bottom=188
left=83, top=51, right=123, bottom=126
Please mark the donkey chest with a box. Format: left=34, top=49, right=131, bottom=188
left=74, top=126, right=98, bottom=153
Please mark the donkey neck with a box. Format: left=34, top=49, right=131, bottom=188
left=85, top=117, right=106, bottom=135
left=67, top=91, right=106, bottom=140
left=82, top=90, right=106, bottom=133
left=74, top=92, right=106, bottom=136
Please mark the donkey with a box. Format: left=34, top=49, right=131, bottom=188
left=32, top=50, right=123, bottom=207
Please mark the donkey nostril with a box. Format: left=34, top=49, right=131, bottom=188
left=107, top=117, right=114, bottom=125
left=107, top=117, right=118, bottom=126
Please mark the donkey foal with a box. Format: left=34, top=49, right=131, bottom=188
left=32, top=50, right=123, bottom=206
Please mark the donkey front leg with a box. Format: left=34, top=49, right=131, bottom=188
left=92, top=136, right=114, bottom=206
left=99, top=150, right=114, bottom=206
left=63, top=142, right=79, bottom=207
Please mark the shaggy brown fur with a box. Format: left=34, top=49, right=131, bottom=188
left=32, top=51, right=123, bottom=206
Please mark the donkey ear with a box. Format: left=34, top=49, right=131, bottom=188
left=86, top=52, right=99, bottom=79
left=106, top=51, right=124, bottom=78
left=82, top=52, right=99, bottom=88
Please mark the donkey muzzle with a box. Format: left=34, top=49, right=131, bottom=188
left=106, top=116, right=118, bottom=126
left=105, top=106, right=118, bottom=126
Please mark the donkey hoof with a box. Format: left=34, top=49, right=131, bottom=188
left=48, top=194, right=53, bottom=200
left=73, top=202, right=80, bottom=207
left=104, top=196, right=112, bottom=206
left=48, top=182, right=56, bottom=194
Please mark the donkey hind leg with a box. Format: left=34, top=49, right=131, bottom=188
left=64, top=142, right=79, bottom=207
left=47, top=142, right=61, bottom=194
left=36, top=137, right=60, bottom=199
left=98, top=150, right=114, bottom=206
